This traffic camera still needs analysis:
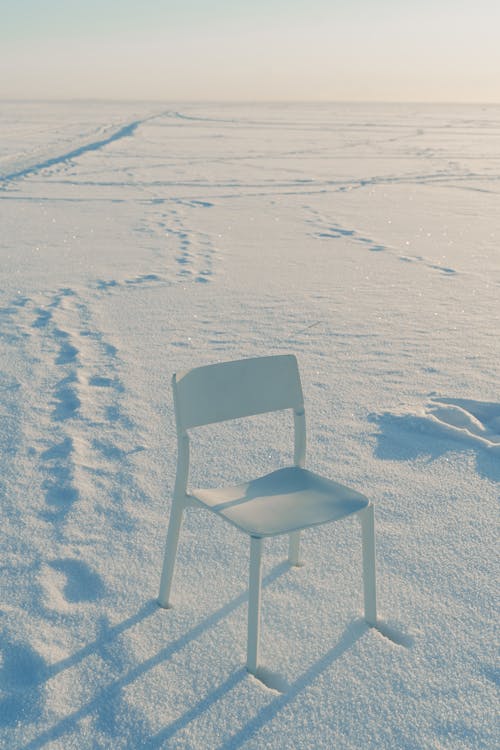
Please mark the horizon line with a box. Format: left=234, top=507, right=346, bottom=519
left=1, top=97, right=500, bottom=106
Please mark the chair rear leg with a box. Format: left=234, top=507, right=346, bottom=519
left=288, top=530, right=302, bottom=565
left=247, top=536, right=263, bottom=675
left=158, top=499, right=184, bottom=608
left=361, top=503, right=377, bottom=625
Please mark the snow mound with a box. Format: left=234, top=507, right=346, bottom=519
left=425, top=397, right=500, bottom=454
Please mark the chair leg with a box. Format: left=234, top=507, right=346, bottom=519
left=247, top=536, right=263, bottom=675
left=288, top=530, right=301, bottom=566
left=361, top=503, right=377, bottom=626
left=158, top=498, right=184, bottom=608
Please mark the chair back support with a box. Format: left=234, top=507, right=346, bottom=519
left=173, top=355, right=304, bottom=432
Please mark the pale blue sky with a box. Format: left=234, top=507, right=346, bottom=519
left=1, top=0, right=499, bottom=101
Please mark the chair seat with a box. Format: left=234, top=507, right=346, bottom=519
left=190, top=466, right=369, bottom=537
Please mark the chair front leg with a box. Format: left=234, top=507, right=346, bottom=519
left=247, top=536, right=263, bottom=675
left=361, top=503, right=377, bottom=625
left=158, top=497, right=185, bottom=608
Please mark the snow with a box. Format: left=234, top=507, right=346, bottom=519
left=0, top=101, right=498, bottom=749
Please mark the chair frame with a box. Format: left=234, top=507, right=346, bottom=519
left=158, top=355, right=377, bottom=677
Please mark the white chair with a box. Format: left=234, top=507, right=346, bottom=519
left=158, top=355, right=377, bottom=676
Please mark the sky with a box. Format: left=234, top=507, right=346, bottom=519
left=1, top=0, right=499, bottom=102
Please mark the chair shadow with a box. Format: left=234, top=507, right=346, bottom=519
left=20, top=562, right=289, bottom=750
left=0, top=601, right=158, bottom=734
left=20, top=560, right=408, bottom=750
left=145, top=618, right=370, bottom=750
left=220, top=619, right=368, bottom=750
left=141, top=668, right=248, bottom=749
left=215, top=619, right=412, bottom=750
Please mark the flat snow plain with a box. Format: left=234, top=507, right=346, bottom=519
left=0, top=101, right=498, bottom=749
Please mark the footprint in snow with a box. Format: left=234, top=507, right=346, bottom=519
left=48, top=558, right=105, bottom=603
left=32, top=308, right=53, bottom=328
left=88, top=375, right=123, bottom=391
left=53, top=376, right=81, bottom=421
left=55, top=337, right=79, bottom=365
left=0, top=641, right=46, bottom=727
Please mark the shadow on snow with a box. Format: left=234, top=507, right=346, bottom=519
left=10, top=561, right=409, bottom=750
left=369, top=400, right=500, bottom=483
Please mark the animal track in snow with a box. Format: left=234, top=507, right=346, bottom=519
left=95, top=273, right=168, bottom=292
left=306, top=208, right=458, bottom=277
left=316, top=226, right=386, bottom=253
left=136, top=199, right=218, bottom=284
left=399, top=255, right=457, bottom=276
left=306, top=208, right=389, bottom=253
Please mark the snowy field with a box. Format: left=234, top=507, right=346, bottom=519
left=0, top=101, right=498, bottom=749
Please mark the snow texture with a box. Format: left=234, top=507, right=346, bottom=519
left=0, top=101, right=498, bottom=749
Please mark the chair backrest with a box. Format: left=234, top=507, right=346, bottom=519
left=172, top=354, right=304, bottom=432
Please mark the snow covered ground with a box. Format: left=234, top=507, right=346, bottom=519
left=0, top=101, right=498, bottom=749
